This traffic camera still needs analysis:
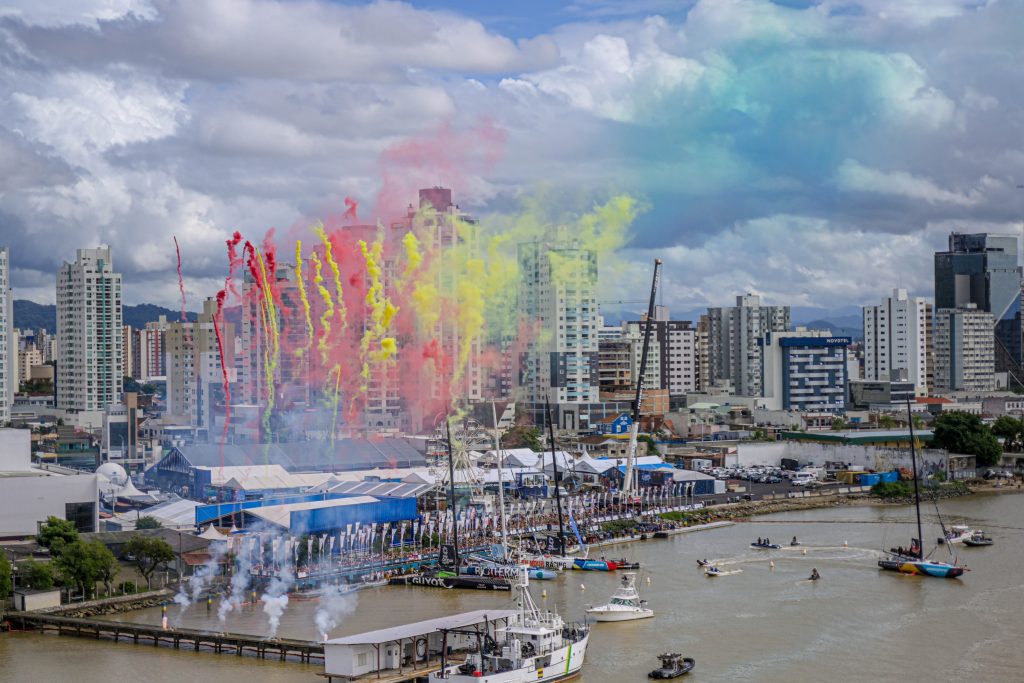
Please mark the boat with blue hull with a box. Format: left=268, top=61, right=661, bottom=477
left=877, top=556, right=965, bottom=578
left=877, top=398, right=966, bottom=580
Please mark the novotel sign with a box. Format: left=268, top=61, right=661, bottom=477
left=777, top=336, right=852, bottom=347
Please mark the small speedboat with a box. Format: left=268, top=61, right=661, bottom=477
left=963, top=532, right=993, bottom=547
left=696, top=559, right=709, bottom=568
left=750, top=541, right=782, bottom=550
left=586, top=572, right=653, bottom=622
left=648, top=653, right=695, bottom=679
left=613, top=559, right=641, bottom=570
left=703, top=566, right=722, bottom=577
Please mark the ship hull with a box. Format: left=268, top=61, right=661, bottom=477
left=878, top=559, right=964, bottom=579
left=432, top=634, right=589, bottom=683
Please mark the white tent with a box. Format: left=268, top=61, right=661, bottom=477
left=198, top=524, right=228, bottom=541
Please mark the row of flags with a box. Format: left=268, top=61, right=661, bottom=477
left=229, top=483, right=704, bottom=570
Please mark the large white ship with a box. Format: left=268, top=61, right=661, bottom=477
left=431, top=568, right=589, bottom=683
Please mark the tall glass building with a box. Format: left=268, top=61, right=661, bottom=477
left=934, top=233, right=1022, bottom=387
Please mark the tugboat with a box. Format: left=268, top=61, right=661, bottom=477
left=648, top=653, right=695, bottom=678
left=586, top=573, right=653, bottom=622
left=431, top=568, right=589, bottom=683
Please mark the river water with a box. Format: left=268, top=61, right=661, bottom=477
left=3, top=493, right=1023, bottom=682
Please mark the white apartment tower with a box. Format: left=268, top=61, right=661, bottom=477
left=863, top=289, right=932, bottom=395
left=517, top=241, right=600, bottom=407
left=933, top=305, right=995, bottom=393
left=56, top=247, right=123, bottom=411
left=707, top=294, right=791, bottom=396
left=0, top=247, right=13, bottom=424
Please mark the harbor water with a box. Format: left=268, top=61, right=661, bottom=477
left=3, top=493, right=1024, bottom=682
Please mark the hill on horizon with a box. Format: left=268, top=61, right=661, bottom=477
left=14, top=300, right=196, bottom=334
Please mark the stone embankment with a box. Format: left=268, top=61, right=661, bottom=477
left=42, top=589, right=174, bottom=618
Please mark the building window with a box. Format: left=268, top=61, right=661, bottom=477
left=65, top=502, right=96, bottom=533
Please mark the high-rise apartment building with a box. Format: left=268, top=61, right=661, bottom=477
left=166, top=298, right=235, bottom=428
left=122, top=326, right=135, bottom=380
left=696, top=314, right=710, bottom=392
left=933, top=305, right=995, bottom=392
left=935, top=233, right=1021, bottom=386
left=0, top=247, right=13, bottom=423
left=862, top=288, right=933, bottom=395
left=56, top=247, right=123, bottom=411
left=707, top=294, right=791, bottom=396
left=517, top=240, right=600, bottom=414
left=390, top=188, right=482, bottom=430
left=760, top=329, right=851, bottom=412
left=18, top=347, right=42, bottom=384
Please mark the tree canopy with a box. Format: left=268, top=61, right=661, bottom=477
left=54, top=540, right=118, bottom=599
left=990, top=416, right=1023, bottom=452
left=135, top=516, right=163, bottom=530
left=0, top=553, right=11, bottom=603
left=124, top=536, right=175, bottom=588
left=36, top=516, right=79, bottom=553
left=931, top=411, right=1002, bottom=467
left=20, top=559, right=55, bottom=590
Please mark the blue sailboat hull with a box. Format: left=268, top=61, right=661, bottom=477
left=878, top=558, right=965, bottom=579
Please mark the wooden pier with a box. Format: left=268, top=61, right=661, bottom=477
left=7, top=612, right=324, bottom=663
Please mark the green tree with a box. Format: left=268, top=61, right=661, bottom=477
left=20, top=559, right=55, bottom=590
left=135, top=516, right=163, bottom=530
left=501, top=425, right=543, bottom=451
left=54, top=540, right=118, bottom=599
left=931, top=411, right=1002, bottom=467
left=123, top=536, right=174, bottom=589
left=0, top=552, right=11, bottom=616
left=879, top=414, right=896, bottom=429
left=831, top=418, right=845, bottom=431
left=93, top=543, right=120, bottom=596
left=36, top=516, right=79, bottom=553
left=638, top=433, right=659, bottom=454
left=991, top=416, right=1022, bottom=452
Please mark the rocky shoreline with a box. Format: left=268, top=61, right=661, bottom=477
left=45, top=589, right=173, bottom=618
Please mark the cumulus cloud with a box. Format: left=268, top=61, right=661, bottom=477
left=0, top=0, right=1020, bottom=315
left=833, top=159, right=994, bottom=206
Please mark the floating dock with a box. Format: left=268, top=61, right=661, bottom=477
left=7, top=612, right=323, bottom=663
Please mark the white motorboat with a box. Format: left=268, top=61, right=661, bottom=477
left=430, top=568, right=589, bottom=683
left=585, top=572, right=653, bottom=622
left=937, top=524, right=974, bottom=545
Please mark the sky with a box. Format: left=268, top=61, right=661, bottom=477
left=1, top=0, right=1022, bottom=317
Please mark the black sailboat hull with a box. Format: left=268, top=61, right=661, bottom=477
left=387, top=574, right=512, bottom=590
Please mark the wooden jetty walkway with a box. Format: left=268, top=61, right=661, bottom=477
left=7, top=612, right=323, bottom=663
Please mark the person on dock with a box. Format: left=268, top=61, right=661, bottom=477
left=809, top=568, right=820, bottom=581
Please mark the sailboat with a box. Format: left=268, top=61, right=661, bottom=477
left=876, top=399, right=965, bottom=579
left=389, top=420, right=512, bottom=591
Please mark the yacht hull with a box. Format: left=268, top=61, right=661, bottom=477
left=878, top=559, right=964, bottom=578
left=586, top=608, right=654, bottom=622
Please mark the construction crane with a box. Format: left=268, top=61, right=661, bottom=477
left=622, top=258, right=662, bottom=501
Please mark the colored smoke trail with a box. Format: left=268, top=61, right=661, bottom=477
left=173, top=235, right=187, bottom=322
left=294, top=240, right=314, bottom=355
left=315, top=224, right=347, bottom=331
left=206, top=180, right=640, bottom=435
left=310, top=251, right=334, bottom=365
